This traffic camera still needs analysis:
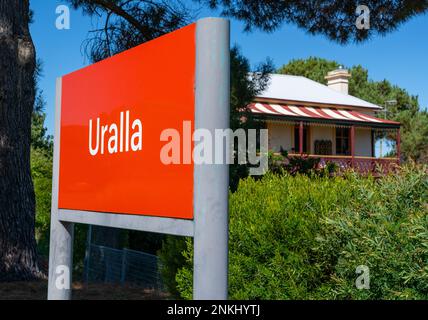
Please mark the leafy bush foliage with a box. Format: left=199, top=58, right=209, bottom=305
left=158, top=235, right=189, bottom=299
left=31, top=74, right=54, bottom=258
left=268, top=151, right=337, bottom=177
left=160, top=165, right=428, bottom=299
left=31, top=147, right=53, bottom=256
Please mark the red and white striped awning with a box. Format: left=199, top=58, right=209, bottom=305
left=249, top=103, right=400, bottom=126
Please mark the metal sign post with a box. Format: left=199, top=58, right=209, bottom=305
left=47, top=18, right=230, bottom=300
left=48, top=78, right=74, bottom=300
left=193, top=18, right=230, bottom=300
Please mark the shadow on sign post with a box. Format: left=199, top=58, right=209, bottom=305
left=47, top=18, right=230, bottom=300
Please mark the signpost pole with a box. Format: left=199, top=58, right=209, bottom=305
left=193, top=18, right=230, bottom=300
left=47, top=78, right=74, bottom=300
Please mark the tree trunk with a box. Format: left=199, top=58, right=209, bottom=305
left=0, top=0, right=40, bottom=281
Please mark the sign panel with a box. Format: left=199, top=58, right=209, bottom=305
left=58, top=24, right=196, bottom=219
left=48, top=18, right=230, bottom=300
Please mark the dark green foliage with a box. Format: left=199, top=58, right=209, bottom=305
left=278, top=57, right=340, bottom=85
left=278, top=57, right=428, bottom=163
left=67, top=0, right=196, bottom=62
left=31, top=63, right=53, bottom=152
left=230, top=47, right=273, bottom=132
left=69, top=0, right=428, bottom=45
left=31, top=147, right=52, bottom=256
left=73, top=225, right=89, bottom=278
left=128, top=231, right=165, bottom=255
left=31, top=62, right=53, bottom=258
left=268, top=151, right=336, bottom=177
left=160, top=165, right=428, bottom=299
left=31, top=93, right=52, bottom=152
left=201, top=0, right=428, bottom=43
left=395, top=111, right=428, bottom=162
left=158, top=235, right=189, bottom=298
left=229, top=47, right=273, bottom=191
left=285, top=155, right=321, bottom=176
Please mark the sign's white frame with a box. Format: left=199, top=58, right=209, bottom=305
left=47, top=18, right=230, bottom=300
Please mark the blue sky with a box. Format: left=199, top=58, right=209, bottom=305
left=30, top=1, right=428, bottom=136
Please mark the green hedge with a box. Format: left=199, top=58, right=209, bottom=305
left=31, top=147, right=53, bottom=257
left=160, top=165, right=428, bottom=299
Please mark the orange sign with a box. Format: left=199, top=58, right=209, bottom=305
left=58, top=24, right=196, bottom=219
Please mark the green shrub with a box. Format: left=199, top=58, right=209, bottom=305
left=31, top=147, right=53, bottom=257
left=313, top=165, right=428, bottom=299
left=158, top=236, right=190, bottom=298
left=268, top=151, right=336, bottom=177
left=161, top=164, right=428, bottom=299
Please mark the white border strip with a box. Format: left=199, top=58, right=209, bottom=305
left=58, top=209, right=195, bottom=237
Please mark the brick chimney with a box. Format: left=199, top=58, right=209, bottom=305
left=325, top=67, right=351, bottom=95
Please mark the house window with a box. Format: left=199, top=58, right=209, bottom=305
left=336, top=127, right=350, bottom=155
left=294, top=125, right=308, bottom=153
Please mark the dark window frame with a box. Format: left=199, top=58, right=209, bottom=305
left=294, top=125, right=309, bottom=154
left=336, top=127, right=351, bottom=155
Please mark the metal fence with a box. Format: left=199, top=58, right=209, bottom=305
left=84, top=244, right=165, bottom=291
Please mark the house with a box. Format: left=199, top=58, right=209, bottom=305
left=249, top=68, right=401, bottom=174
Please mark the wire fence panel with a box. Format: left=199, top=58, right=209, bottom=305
left=85, top=244, right=165, bottom=292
